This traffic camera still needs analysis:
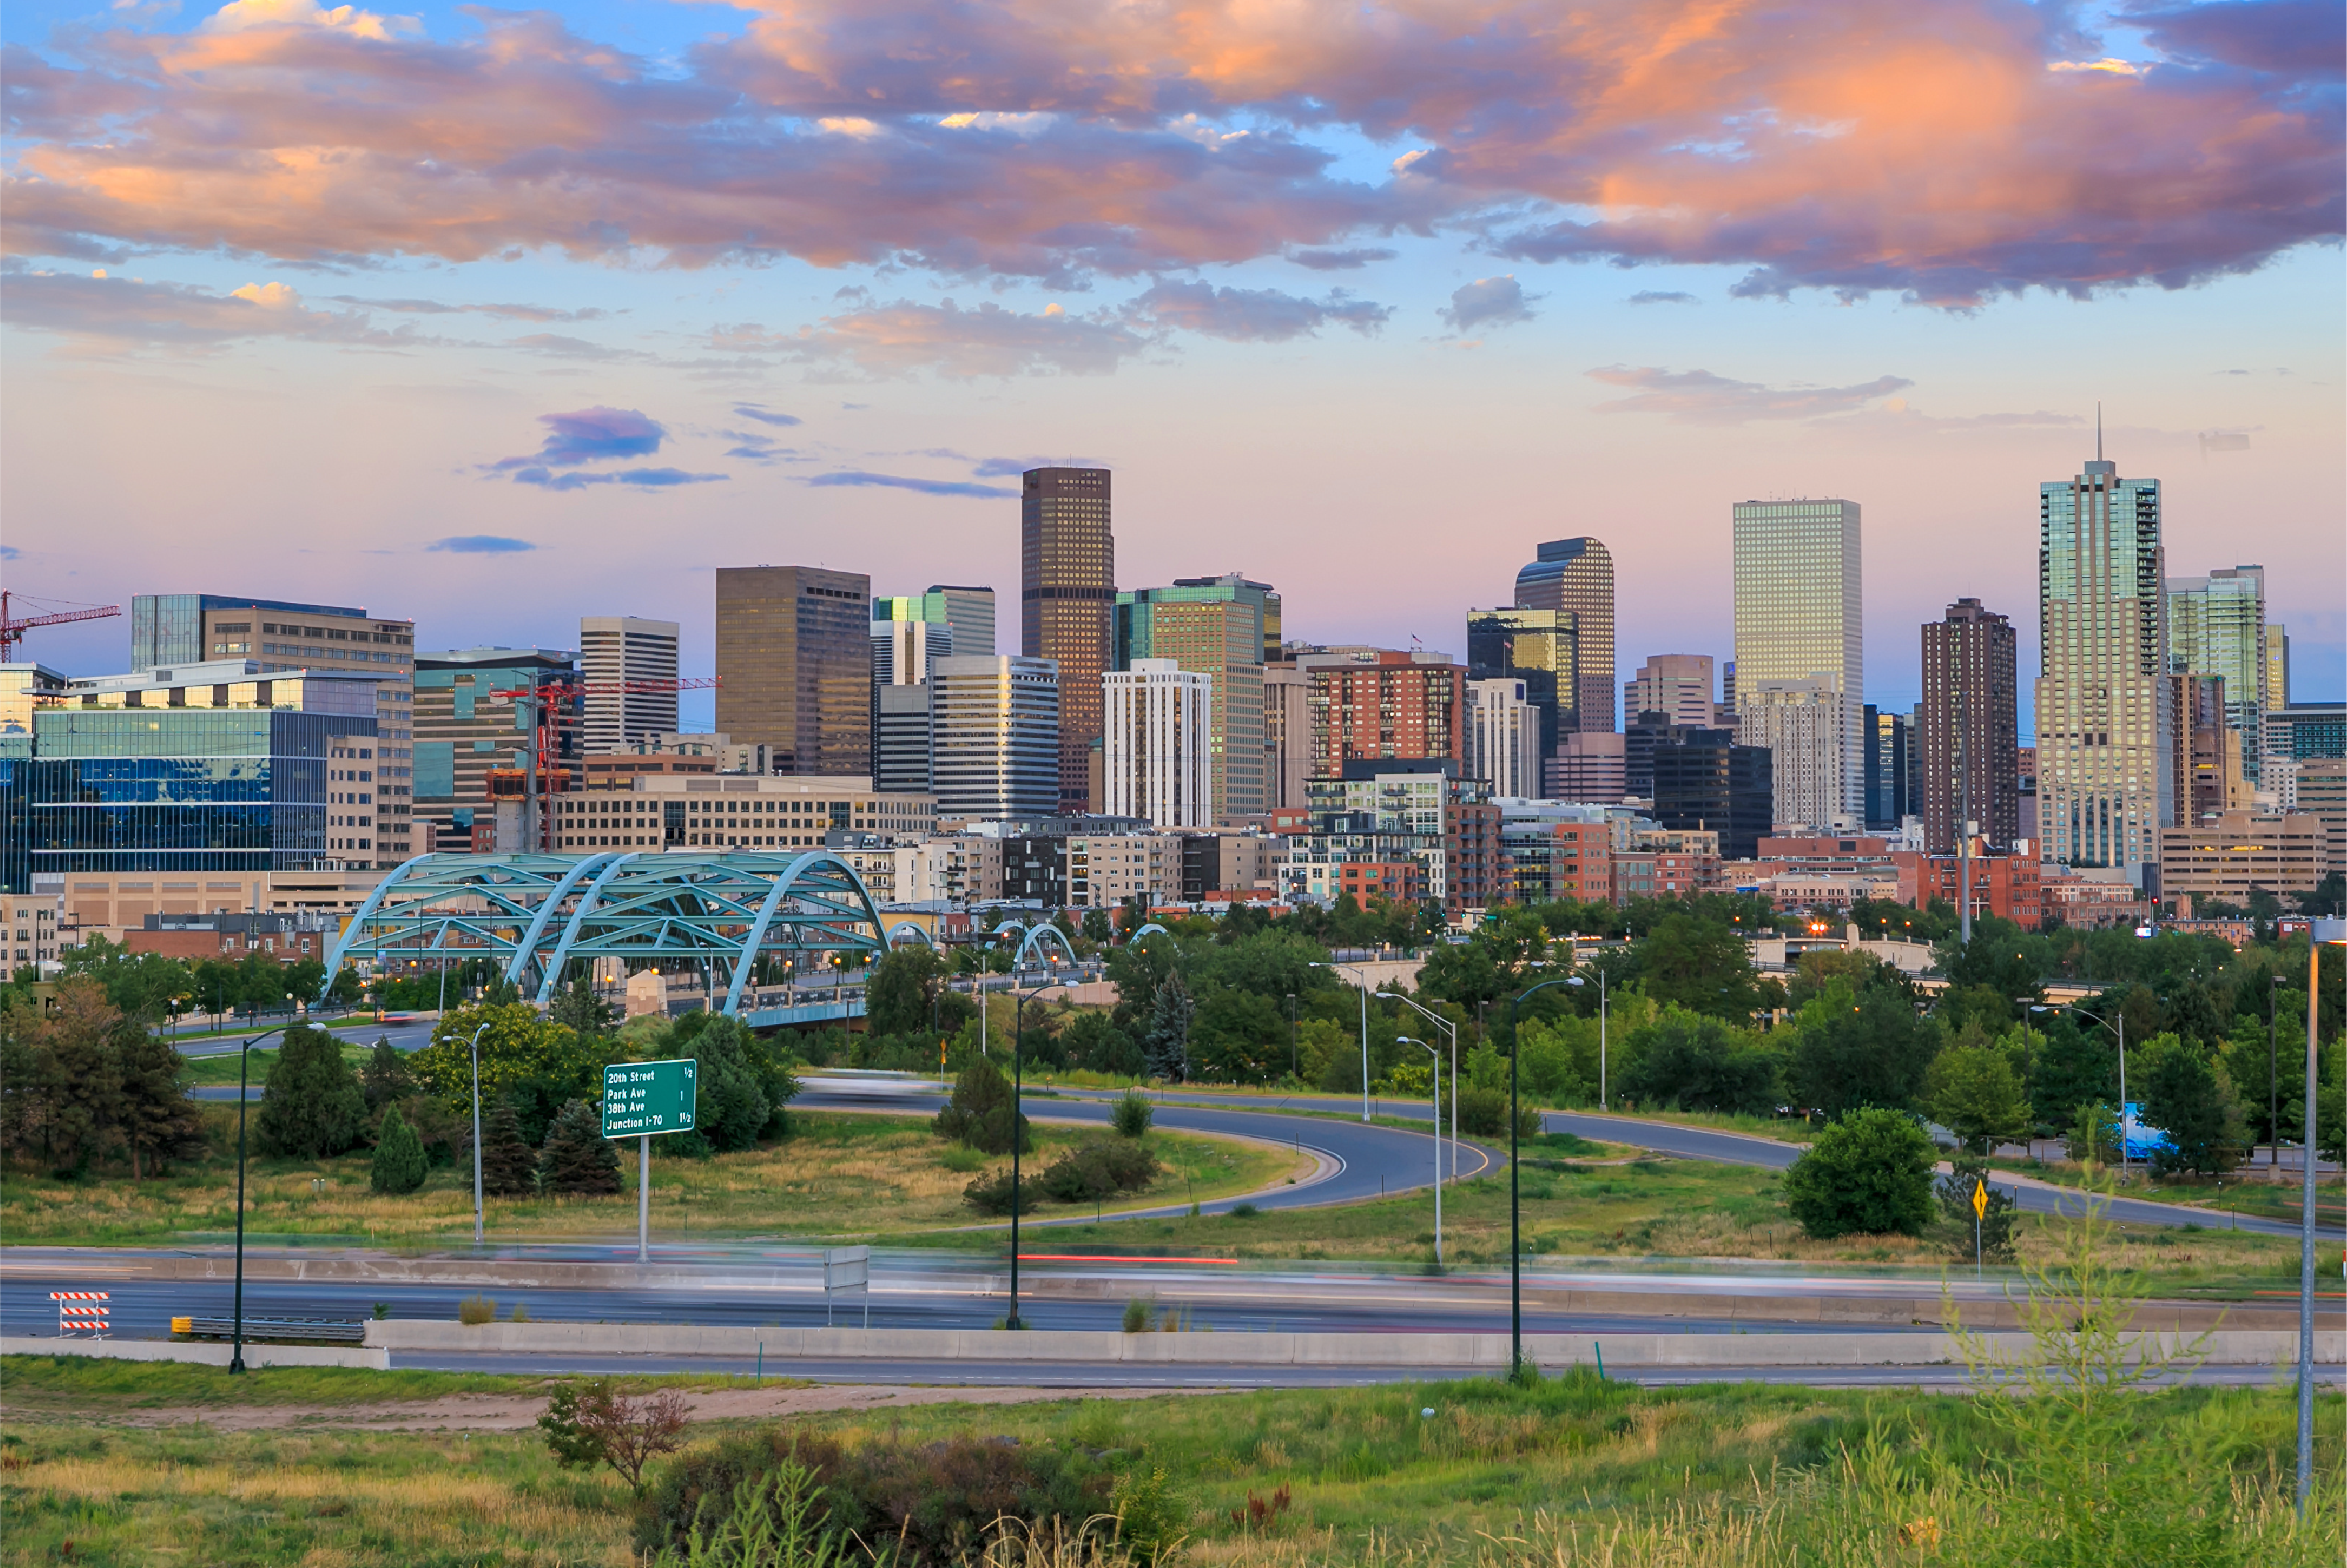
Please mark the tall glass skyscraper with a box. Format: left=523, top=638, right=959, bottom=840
left=1114, top=575, right=1274, bottom=820
left=1021, top=467, right=1114, bottom=812
left=1467, top=607, right=1577, bottom=762
left=2165, top=564, right=2266, bottom=784
left=1512, top=538, right=1615, bottom=734
left=2036, top=453, right=2168, bottom=872
left=1731, top=499, right=1863, bottom=827
left=930, top=656, right=1060, bottom=823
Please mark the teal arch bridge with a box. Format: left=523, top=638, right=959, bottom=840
left=319, top=851, right=889, bottom=1028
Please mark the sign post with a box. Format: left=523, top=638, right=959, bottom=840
left=823, top=1245, right=872, bottom=1328
left=1971, top=1179, right=1988, bottom=1280
left=602, top=1059, right=698, bottom=1264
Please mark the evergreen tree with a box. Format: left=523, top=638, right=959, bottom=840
left=255, top=1024, right=368, bottom=1160
left=116, top=1028, right=205, bottom=1181
left=1142, top=971, right=1194, bottom=1083
left=547, top=979, right=618, bottom=1040
left=479, top=1095, right=540, bottom=1196
left=680, top=1015, right=774, bottom=1151
left=538, top=1099, right=623, bottom=1196
left=932, top=1051, right=1028, bottom=1154
left=370, top=1105, right=428, bottom=1194
left=360, top=1038, right=414, bottom=1112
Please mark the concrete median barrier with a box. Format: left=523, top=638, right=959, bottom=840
left=1, top=1336, right=389, bottom=1370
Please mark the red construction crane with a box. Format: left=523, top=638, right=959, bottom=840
left=0, top=591, right=122, bottom=661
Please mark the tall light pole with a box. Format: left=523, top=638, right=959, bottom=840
left=2270, top=973, right=2283, bottom=1167
left=227, top=1024, right=290, bottom=1375
left=1503, top=969, right=1568, bottom=1381
left=466, top=1021, right=492, bottom=1247
left=1377, top=992, right=1457, bottom=1177
left=1006, top=973, right=1053, bottom=1330
left=2298, top=918, right=2346, bottom=1514
left=2038, top=1004, right=2127, bottom=1173
left=1566, top=968, right=1610, bottom=1110
left=1311, top=962, right=1373, bottom=1121
left=1398, top=1036, right=1441, bottom=1266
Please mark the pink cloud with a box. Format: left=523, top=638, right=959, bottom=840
left=1, top=0, right=2336, bottom=304
left=714, top=299, right=1151, bottom=378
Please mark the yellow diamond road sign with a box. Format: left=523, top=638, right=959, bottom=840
left=1972, top=1179, right=1988, bottom=1220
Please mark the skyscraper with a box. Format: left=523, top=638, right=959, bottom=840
left=1625, top=654, right=1717, bottom=728
left=1102, top=659, right=1212, bottom=827
left=1301, top=650, right=1463, bottom=778
left=2036, top=450, right=2169, bottom=872
left=1021, top=467, right=1114, bottom=812
left=2265, top=625, right=2291, bottom=711
left=870, top=596, right=955, bottom=688
left=930, top=655, right=1060, bottom=823
left=1731, top=499, right=1863, bottom=827
left=1467, top=608, right=1576, bottom=765
left=928, top=585, right=996, bottom=659
left=1919, top=598, right=2020, bottom=852
left=578, top=616, right=680, bottom=754
left=715, top=566, right=872, bottom=775
left=1262, top=662, right=1312, bottom=810
left=1862, top=705, right=1916, bottom=833
left=1465, top=678, right=1545, bottom=798
left=1512, top=538, right=1615, bottom=734
left=1114, top=574, right=1272, bottom=820
left=2166, top=564, right=2266, bottom=783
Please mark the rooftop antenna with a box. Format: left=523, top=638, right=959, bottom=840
left=2096, top=402, right=2102, bottom=461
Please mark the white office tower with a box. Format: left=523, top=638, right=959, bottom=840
left=930, top=656, right=1060, bottom=823
left=1624, top=654, right=1718, bottom=728
left=2037, top=449, right=2170, bottom=872
left=578, top=616, right=680, bottom=753
left=1466, top=677, right=1545, bottom=799
left=871, top=600, right=955, bottom=687
left=1102, top=659, right=1212, bottom=828
left=1732, top=499, right=1863, bottom=827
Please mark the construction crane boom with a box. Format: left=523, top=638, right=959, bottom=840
left=0, top=591, right=123, bottom=661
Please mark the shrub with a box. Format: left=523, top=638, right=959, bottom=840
left=1454, top=1084, right=1542, bottom=1139
left=1782, top=1107, right=1937, bottom=1239
left=369, top=1105, right=428, bottom=1194
left=254, top=1024, right=368, bottom=1159
left=1614, top=1007, right=1782, bottom=1115
left=636, top=1429, right=1110, bottom=1566
left=458, top=1294, right=496, bottom=1325
left=1937, top=1155, right=2019, bottom=1263
left=934, top=1053, right=1029, bottom=1155
left=539, top=1099, right=623, bottom=1196
left=1120, top=1297, right=1151, bottom=1333
left=1111, top=1463, right=1189, bottom=1566
left=962, top=1166, right=1018, bottom=1215
left=540, top=1378, right=690, bottom=1495
left=1111, top=1090, right=1153, bottom=1139
left=1033, top=1137, right=1159, bottom=1204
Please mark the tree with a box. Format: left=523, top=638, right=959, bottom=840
left=410, top=1002, right=601, bottom=1143
left=0, top=978, right=128, bottom=1175
left=478, top=1096, right=540, bottom=1196
left=2028, top=1011, right=2115, bottom=1130
left=933, top=1053, right=1027, bottom=1154
left=538, top=1379, right=689, bottom=1496
left=865, top=945, right=948, bottom=1037
left=680, top=1015, right=778, bottom=1152
left=1782, top=1108, right=1937, bottom=1238
left=547, top=979, right=618, bottom=1040
left=370, top=1106, right=428, bottom=1194
left=254, top=1024, right=368, bottom=1160
left=538, top=1099, right=623, bottom=1195
left=1141, top=971, right=1194, bottom=1082
left=1925, top=1029, right=2033, bottom=1154
left=1082, top=907, right=1115, bottom=944
left=359, top=1038, right=414, bottom=1112
left=1936, top=1155, right=2019, bottom=1262
left=1614, top=1007, right=1781, bottom=1114
left=1786, top=983, right=1939, bottom=1116
left=2136, top=1034, right=2245, bottom=1177
left=1634, top=913, right=1764, bottom=1021
left=115, top=1028, right=205, bottom=1181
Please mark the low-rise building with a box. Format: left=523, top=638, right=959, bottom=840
left=1898, top=842, right=2045, bottom=930
left=5, top=882, right=62, bottom=973
left=2040, top=867, right=2155, bottom=930
left=126, top=911, right=332, bottom=961
left=2157, top=810, right=2329, bottom=903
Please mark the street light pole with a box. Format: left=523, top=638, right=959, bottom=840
left=228, top=1025, right=289, bottom=1375
left=1504, top=971, right=1569, bottom=1381
left=2298, top=918, right=2346, bottom=1513
left=1567, top=968, right=1610, bottom=1111
left=1378, top=992, right=1458, bottom=1179
left=2043, top=1004, right=2127, bottom=1173
left=1006, top=974, right=1052, bottom=1331
left=2270, top=973, right=2282, bottom=1167
left=1398, top=1036, right=1440, bottom=1266
left=1311, top=962, right=1373, bottom=1121
left=467, top=1022, right=492, bottom=1247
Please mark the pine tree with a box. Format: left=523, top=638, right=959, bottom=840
left=117, top=1029, right=205, bottom=1181
left=1142, top=971, right=1193, bottom=1083
left=360, top=1038, right=414, bottom=1112
left=538, top=1099, right=623, bottom=1196
left=370, top=1105, right=428, bottom=1195
left=479, top=1095, right=540, bottom=1197
left=256, top=1024, right=368, bottom=1160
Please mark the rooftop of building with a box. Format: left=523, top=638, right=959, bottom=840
left=65, top=660, right=385, bottom=694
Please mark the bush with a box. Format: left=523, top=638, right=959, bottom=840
left=369, top=1105, right=427, bottom=1194
left=934, top=1053, right=1029, bottom=1155
left=539, top=1099, right=623, bottom=1196
left=1033, top=1136, right=1159, bottom=1203
left=1937, top=1155, right=2019, bottom=1263
left=1613, top=1007, right=1781, bottom=1115
left=1112, top=1090, right=1153, bottom=1138
left=1782, top=1107, right=1937, bottom=1239
left=478, top=1095, right=539, bottom=1197
left=254, top=1024, right=368, bottom=1159
left=962, top=1166, right=1018, bottom=1215
left=635, top=1428, right=1111, bottom=1567
left=457, top=1294, right=496, bottom=1325
left=1455, top=1084, right=1542, bottom=1139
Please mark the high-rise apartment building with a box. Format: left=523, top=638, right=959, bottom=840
left=412, top=646, right=579, bottom=852
left=1102, top=659, right=1212, bottom=828
left=1301, top=650, right=1463, bottom=779
left=930, top=656, right=1060, bottom=823
left=2036, top=452, right=2169, bottom=872
left=2176, top=673, right=2241, bottom=824
left=1467, top=608, right=1576, bottom=764
left=1114, top=575, right=1272, bottom=820
left=1262, top=662, right=1312, bottom=810
left=1465, top=678, right=1545, bottom=798
left=578, top=616, right=679, bottom=755
left=715, top=566, right=871, bottom=775
left=1512, top=538, right=1616, bottom=734
left=1625, top=654, right=1716, bottom=728
left=1862, top=705, right=1918, bottom=833
left=1021, top=467, right=1114, bottom=812
left=130, top=593, right=415, bottom=869
left=2265, top=625, right=2291, bottom=711
left=2166, top=564, right=2266, bottom=783
left=1919, top=598, right=2021, bottom=853
left=1731, top=499, right=1862, bottom=827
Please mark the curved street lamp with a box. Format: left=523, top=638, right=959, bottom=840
left=466, top=1021, right=493, bottom=1246
left=1396, top=1036, right=1442, bottom=1266
left=1566, top=968, right=1610, bottom=1110
left=1503, top=966, right=1569, bottom=1381
left=1004, top=972, right=1055, bottom=1330
left=2032, top=1002, right=2127, bottom=1173
left=1377, top=992, right=1457, bottom=1178
left=227, top=1023, right=291, bottom=1374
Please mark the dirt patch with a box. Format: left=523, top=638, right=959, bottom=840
left=81, top=1382, right=1200, bottom=1432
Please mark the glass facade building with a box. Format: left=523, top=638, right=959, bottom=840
left=930, top=656, right=1061, bottom=822
left=1731, top=499, right=1863, bottom=825
left=1021, top=468, right=1114, bottom=812
left=1114, top=575, right=1274, bottom=820
left=2035, top=456, right=2169, bottom=871
left=2164, top=565, right=2266, bottom=784
left=1467, top=607, right=1577, bottom=768
left=1512, top=538, right=1616, bottom=735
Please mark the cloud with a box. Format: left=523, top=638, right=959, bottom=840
left=1628, top=290, right=1700, bottom=305
left=0, top=545, right=21, bottom=560
left=509, top=467, right=727, bottom=492
left=324, top=296, right=610, bottom=323
left=732, top=404, right=802, bottom=427
left=1288, top=247, right=1398, bottom=271
left=803, top=471, right=1017, bottom=498
left=517, top=406, right=666, bottom=465
left=715, top=300, right=1149, bottom=378
left=4, top=0, right=2333, bottom=305
left=969, top=454, right=1109, bottom=477
left=1588, top=366, right=1914, bottom=423
left=1128, top=280, right=1390, bottom=342
left=1440, top=276, right=1539, bottom=332
left=427, top=534, right=534, bottom=553
left=0, top=270, right=426, bottom=351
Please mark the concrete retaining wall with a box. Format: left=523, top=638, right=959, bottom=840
left=365, top=1320, right=2343, bottom=1369
left=1, top=1337, right=389, bottom=1370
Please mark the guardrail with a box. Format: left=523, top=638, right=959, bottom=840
left=172, top=1316, right=367, bottom=1344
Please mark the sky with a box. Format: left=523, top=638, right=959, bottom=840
left=3, top=0, right=2341, bottom=735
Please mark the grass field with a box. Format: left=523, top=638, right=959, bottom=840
left=0, top=1114, right=1303, bottom=1250
left=1, top=1354, right=2338, bottom=1567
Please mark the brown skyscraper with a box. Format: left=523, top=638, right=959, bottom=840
left=714, top=566, right=872, bottom=775
left=1920, top=597, right=2020, bottom=853
left=1513, top=538, right=1616, bottom=734
left=1021, top=467, right=1114, bottom=812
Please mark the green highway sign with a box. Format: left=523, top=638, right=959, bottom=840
left=602, top=1059, right=698, bottom=1138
